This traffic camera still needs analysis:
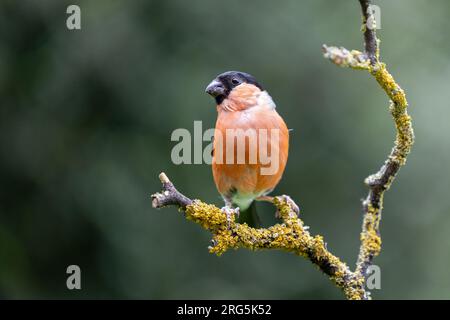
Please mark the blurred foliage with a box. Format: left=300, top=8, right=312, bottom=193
left=1, top=0, right=450, bottom=299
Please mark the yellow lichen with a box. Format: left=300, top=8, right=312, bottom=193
left=185, top=200, right=229, bottom=231
left=361, top=229, right=382, bottom=256
left=372, top=64, right=398, bottom=95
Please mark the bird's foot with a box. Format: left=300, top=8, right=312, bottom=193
left=220, top=206, right=239, bottom=227
left=275, top=195, right=300, bottom=219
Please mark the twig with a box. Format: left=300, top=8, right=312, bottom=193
left=151, top=173, right=192, bottom=209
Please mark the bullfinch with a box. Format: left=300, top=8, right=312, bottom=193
left=205, top=71, right=289, bottom=226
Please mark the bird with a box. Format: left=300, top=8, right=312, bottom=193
left=205, top=71, right=289, bottom=226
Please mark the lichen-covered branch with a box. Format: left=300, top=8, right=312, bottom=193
left=323, top=0, right=414, bottom=289
left=152, top=173, right=366, bottom=300
left=151, top=0, right=413, bottom=300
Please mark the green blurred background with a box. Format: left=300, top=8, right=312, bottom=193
left=1, top=0, right=449, bottom=299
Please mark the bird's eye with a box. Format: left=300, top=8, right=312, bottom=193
left=231, top=78, right=240, bottom=85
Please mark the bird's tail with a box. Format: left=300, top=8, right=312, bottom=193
left=237, top=201, right=261, bottom=227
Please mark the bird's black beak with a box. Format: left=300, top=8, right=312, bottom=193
left=205, top=80, right=225, bottom=98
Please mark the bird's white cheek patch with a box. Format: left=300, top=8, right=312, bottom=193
left=257, top=91, right=276, bottom=109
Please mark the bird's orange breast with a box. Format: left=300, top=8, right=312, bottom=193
left=212, top=95, right=289, bottom=198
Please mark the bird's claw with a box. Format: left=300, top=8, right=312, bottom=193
left=221, top=206, right=239, bottom=227
left=284, top=195, right=300, bottom=214
left=275, top=195, right=300, bottom=219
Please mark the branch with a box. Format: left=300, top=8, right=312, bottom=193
left=151, top=0, right=414, bottom=300
left=323, top=0, right=414, bottom=286
left=359, top=0, right=379, bottom=65
left=152, top=173, right=366, bottom=300
left=151, top=173, right=192, bottom=209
